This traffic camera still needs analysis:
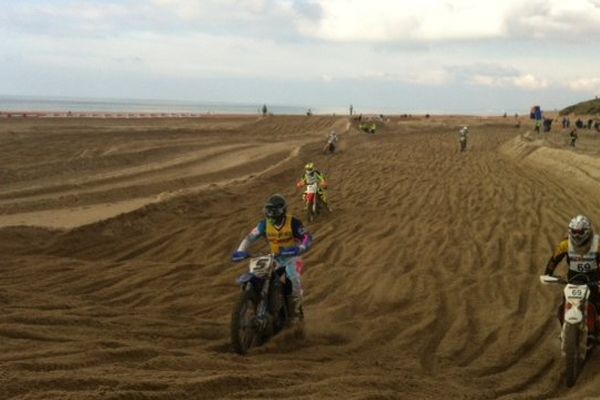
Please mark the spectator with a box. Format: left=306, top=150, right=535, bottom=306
left=543, top=118, right=553, bottom=132
left=570, top=128, right=578, bottom=147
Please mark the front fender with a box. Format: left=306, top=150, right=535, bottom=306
left=236, top=273, right=265, bottom=291
left=237, top=272, right=255, bottom=285
left=565, top=307, right=583, bottom=324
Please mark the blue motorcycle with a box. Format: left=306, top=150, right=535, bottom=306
left=230, top=251, right=296, bottom=355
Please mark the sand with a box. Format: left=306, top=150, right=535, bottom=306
left=2, top=115, right=600, bottom=399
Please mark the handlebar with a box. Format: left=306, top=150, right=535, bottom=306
left=540, top=275, right=600, bottom=286
left=232, top=251, right=275, bottom=262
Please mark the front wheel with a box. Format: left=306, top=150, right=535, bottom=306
left=269, top=276, right=289, bottom=335
left=231, top=287, right=259, bottom=355
left=564, top=323, right=580, bottom=387
left=306, top=205, right=315, bottom=222
left=306, top=197, right=317, bottom=222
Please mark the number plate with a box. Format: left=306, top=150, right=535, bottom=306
left=305, top=183, right=318, bottom=194
left=249, top=256, right=273, bottom=277
left=565, top=284, right=587, bottom=300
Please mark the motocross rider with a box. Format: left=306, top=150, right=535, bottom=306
left=232, top=194, right=312, bottom=324
left=328, top=130, right=338, bottom=145
left=458, top=126, right=469, bottom=151
left=543, top=215, right=600, bottom=332
left=297, top=162, right=330, bottom=211
left=324, top=130, right=338, bottom=152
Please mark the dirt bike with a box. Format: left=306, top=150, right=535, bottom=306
left=231, top=252, right=294, bottom=355
left=304, top=182, right=321, bottom=222
left=323, top=141, right=336, bottom=154
left=459, top=137, right=467, bottom=152
left=540, top=274, right=600, bottom=387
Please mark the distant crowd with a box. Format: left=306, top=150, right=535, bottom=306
left=531, top=116, right=600, bottom=134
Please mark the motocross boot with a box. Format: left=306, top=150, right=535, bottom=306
left=319, top=191, right=332, bottom=212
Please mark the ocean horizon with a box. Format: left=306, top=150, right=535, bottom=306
left=0, top=95, right=350, bottom=116
left=0, top=95, right=521, bottom=117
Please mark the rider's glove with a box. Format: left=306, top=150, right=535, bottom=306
left=298, top=244, right=306, bottom=254
left=231, top=251, right=250, bottom=262
left=280, top=247, right=300, bottom=257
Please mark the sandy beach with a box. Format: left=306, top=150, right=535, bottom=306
left=3, top=114, right=600, bottom=399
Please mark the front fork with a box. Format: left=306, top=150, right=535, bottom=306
left=251, top=277, right=271, bottom=331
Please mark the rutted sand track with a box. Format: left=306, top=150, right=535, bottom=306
left=0, top=117, right=341, bottom=227
left=3, top=116, right=600, bottom=399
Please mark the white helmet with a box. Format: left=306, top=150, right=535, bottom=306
left=569, top=215, right=593, bottom=247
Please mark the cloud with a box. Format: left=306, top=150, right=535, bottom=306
left=470, top=73, right=548, bottom=90
left=1, top=0, right=317, bottom=42
left=298, top=0, right=514, bottom=42
left=504, top=0, right=600, bottom=40
left=303, top=0, right=600, bottom=43
left=443, top=64, right=548, bottom=89
left=569, top=78, right=600, bottom=93
left=5, top=0, right=600, bottom=45
left=513, top=74, right=548, bottom=90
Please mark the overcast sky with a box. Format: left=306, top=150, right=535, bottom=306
left=2, top=0, right=600, bottom=114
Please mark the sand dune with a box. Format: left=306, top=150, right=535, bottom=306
left=2, top=116, right=600, bottom=399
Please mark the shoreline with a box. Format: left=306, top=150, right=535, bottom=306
left=0, top=111, right=260, bottom=119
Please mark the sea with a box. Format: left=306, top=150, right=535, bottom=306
left=0, top=95, right=344, bottom=116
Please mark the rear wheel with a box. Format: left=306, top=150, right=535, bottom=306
left=231, top=287, right=259, bottom=355
left=565, top=323, right=580, bottom=387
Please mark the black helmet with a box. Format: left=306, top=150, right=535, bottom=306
left=264, top=194, right=287, bottom=225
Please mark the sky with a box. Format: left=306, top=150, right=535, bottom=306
left=2, top=0, right=600, bottom=114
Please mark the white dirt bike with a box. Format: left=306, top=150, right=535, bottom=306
left=323, top=139, right=336, bottom=154
left=304, top=182, right=321, bottom=222
left=459, top=136, right=467, bottom=152
left=540, top=274, right=600, bottom=387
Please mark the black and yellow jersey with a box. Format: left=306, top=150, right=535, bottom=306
left=546, top=235, right=600, bottom=278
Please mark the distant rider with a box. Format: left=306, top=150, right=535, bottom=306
left=232, top=194, right=312, bottom=324
left=324, top=130, right=338, bottom=153
left=543, top=215, right=600, bottom=333
left=328, top=130, right=338, bottom=145
left=297, top=162, right=330, bottom=211
left=459, top=126, right=469, bottom=151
